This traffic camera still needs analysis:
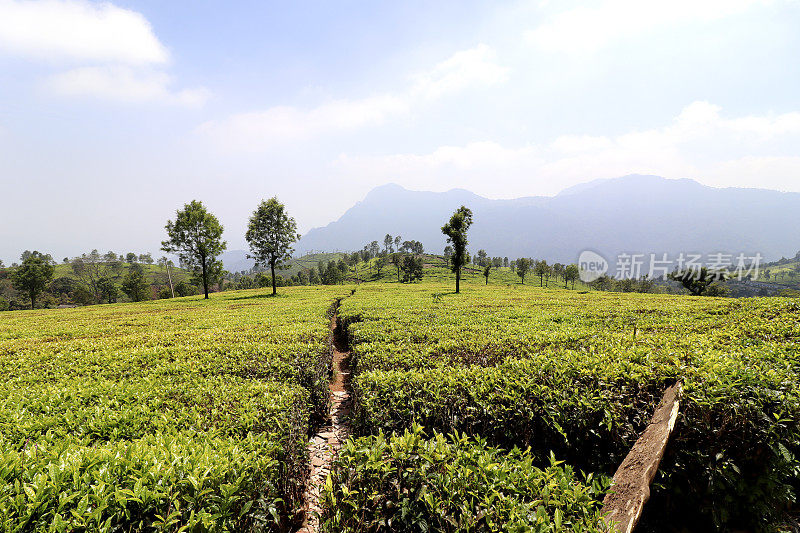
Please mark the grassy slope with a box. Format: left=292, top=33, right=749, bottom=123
left=51, top=262, right=191, bottom=285
left=355, top=253, right=591, bottom=290
left=278, top=253, right=346, bottom=277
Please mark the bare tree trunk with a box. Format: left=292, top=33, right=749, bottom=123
left=201, top=256, right=209, bottom=299
left=270, top=261, right=276, bottom=296
left=456, top=266, right=461, bottom=293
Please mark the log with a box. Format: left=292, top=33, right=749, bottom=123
left=601, top=382, right=683, bottom=533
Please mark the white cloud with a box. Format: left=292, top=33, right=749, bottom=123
left=411, top=44, right=509, bottom=99
left=197, top=95, right=407, bottom=149
left=46, top=66, right=209, bottom=106
left=334, top=102, right=800, bottom=196
left=0, top=0, right=168, bottom=64
left=526, top=0, right=768, bottom=54
left=199, top=44, right=507, bottom=152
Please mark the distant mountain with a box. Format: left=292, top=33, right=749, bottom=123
left=220, top=249, right=254, bottom=273
left=296, top=175, right=800, bottom=265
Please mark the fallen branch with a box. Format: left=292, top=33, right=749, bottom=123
left=602, top=381, right=683, bottom=533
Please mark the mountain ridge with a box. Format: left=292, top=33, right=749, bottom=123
left=287, top=175, right=800, bottom=266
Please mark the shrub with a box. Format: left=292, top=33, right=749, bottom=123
left=321, top=425, right=608, bottom=532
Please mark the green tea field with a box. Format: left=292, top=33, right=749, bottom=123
left=1, top=282, right=798, bottom=532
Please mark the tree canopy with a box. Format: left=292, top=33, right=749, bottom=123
left=441, top=206, right=473, bottom=294
left=245, top=197, right=300, bottom=295
left=11, top=251, right=55, bottom=309
left=161, top=200, right=227, bottom=299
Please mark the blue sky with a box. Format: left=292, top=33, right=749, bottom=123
left=1, top=0, right=799, bottom=263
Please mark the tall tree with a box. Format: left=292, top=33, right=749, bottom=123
left=374, top=256, right=386, bottom=277
left=441, top=206, right=473, bottom=294
left=161, top=200, right=227, bottom=299
left=390, top=253, right=402, bottom=282
left=383, top=234, right=394, bottom=254
left=245, top=197, right=300, bottom=295
left=476, top=249, right=488, bottom=267
left=516, top=258, right=531, bottom=284
left=394, top=235, right=402, bottom=252
left=121, top=264, right=150, bottom=302
left=11, top=251, right=54, bottom=309
left=483, top=264, right=491, bottom=285
left=534, top=259, right=549, bottom=287
left=564, top=264, right=580, bottom=289
left=369, top=241, right=380, bottom=258
left=401, top=255, right=424, bottom=282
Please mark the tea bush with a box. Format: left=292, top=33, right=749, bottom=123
left=339, top=284, right=800, bottom=531
left=321, top=425, right=608, bottom=532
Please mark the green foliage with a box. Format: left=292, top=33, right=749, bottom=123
left=441, top=206, right=473, bottom=293
left=10, top=251, right=55, bottom=309
left=0, top=286, right=349, bottom=530
left=401, top=255, right=423, bottom=283
left=121, top=265, right=150, bottom=302
left=246, top=197, right=300, bottom=295
left=515, top=258, right=531, bottom=284
left=321, top=425, right=607, bottom=532
left=339, top=283, right=800, bottom=531
left=669, top=266, right=727, bottom=296
left=161, top=200, right=227, bottom=299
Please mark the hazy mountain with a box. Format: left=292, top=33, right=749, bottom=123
left=220, top=249, right=254, bottom=273
left=296, top=175, right=800, bottom=264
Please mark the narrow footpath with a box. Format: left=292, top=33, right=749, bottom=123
left=298, top=305, right=352, bottom=533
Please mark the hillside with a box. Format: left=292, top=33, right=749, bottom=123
left=1, top=283, right=797, bottom=531
left=296, top=175, right=800, bottom=265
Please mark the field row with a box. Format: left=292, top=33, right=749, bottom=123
left=0, top=286, right=347, bottom=531
left=331, top=283, right=800, bottom=531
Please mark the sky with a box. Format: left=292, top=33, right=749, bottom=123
left=1, top=0, right=799, bottom=263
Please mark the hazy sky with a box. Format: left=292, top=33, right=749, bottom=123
left=1, top=0, right=799, bottom=263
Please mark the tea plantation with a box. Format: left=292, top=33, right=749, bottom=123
left=0, top=286, right=348, bottom=531
left=1, top=282, right=798, bottom=531
left=331, top=283, right=800, bottom=532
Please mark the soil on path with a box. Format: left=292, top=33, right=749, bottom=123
left=297, top=308, right=352, bottom=533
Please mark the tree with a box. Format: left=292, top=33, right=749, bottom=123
left=564, top=264, right=580, bottom=289
left=369, top=241, right=380, bottom=259
left=516, top=258, right=531, bottom=284
left=443, top=245, right=453, bottom=266
left=375, top=256, right=386, bottom=277
left=669, top=267, right=727, bottom=296
left=97, top=277, right=119, bottom=303
left=503, top=257, right=509, bottom=268
left=441, top=206, right=473, bottom=294
left=126, top=252, right=138, bottom=264
left=483, top=264, right=491, bottom=284
left=534, top=260, right=549, bottom=287
left=11, top=251, right=54, bottom=309
left=121, top=264, right=150, bottom=301
left=492, top=257, right=502, bottom=269
left=394, top=235, right=402, bottom=252
left=308, top=267, right=321, bottom=285
left=245, top=197, right=300, bottom=295
left=552, top=263, right=565, bottom=282
left=161, top=200, right=227, bottom=299
left=390, top=253, right=402, bottom=282
left=383, top=234, right=394, bottom=254
left=401, top=255, right=423, bottom=282
left=476, top=249, right=488, bottom=267
left=139, top=253, right=154, bottom=265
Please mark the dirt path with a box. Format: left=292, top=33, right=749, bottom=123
left=298, top=306, right=352, bottom=533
